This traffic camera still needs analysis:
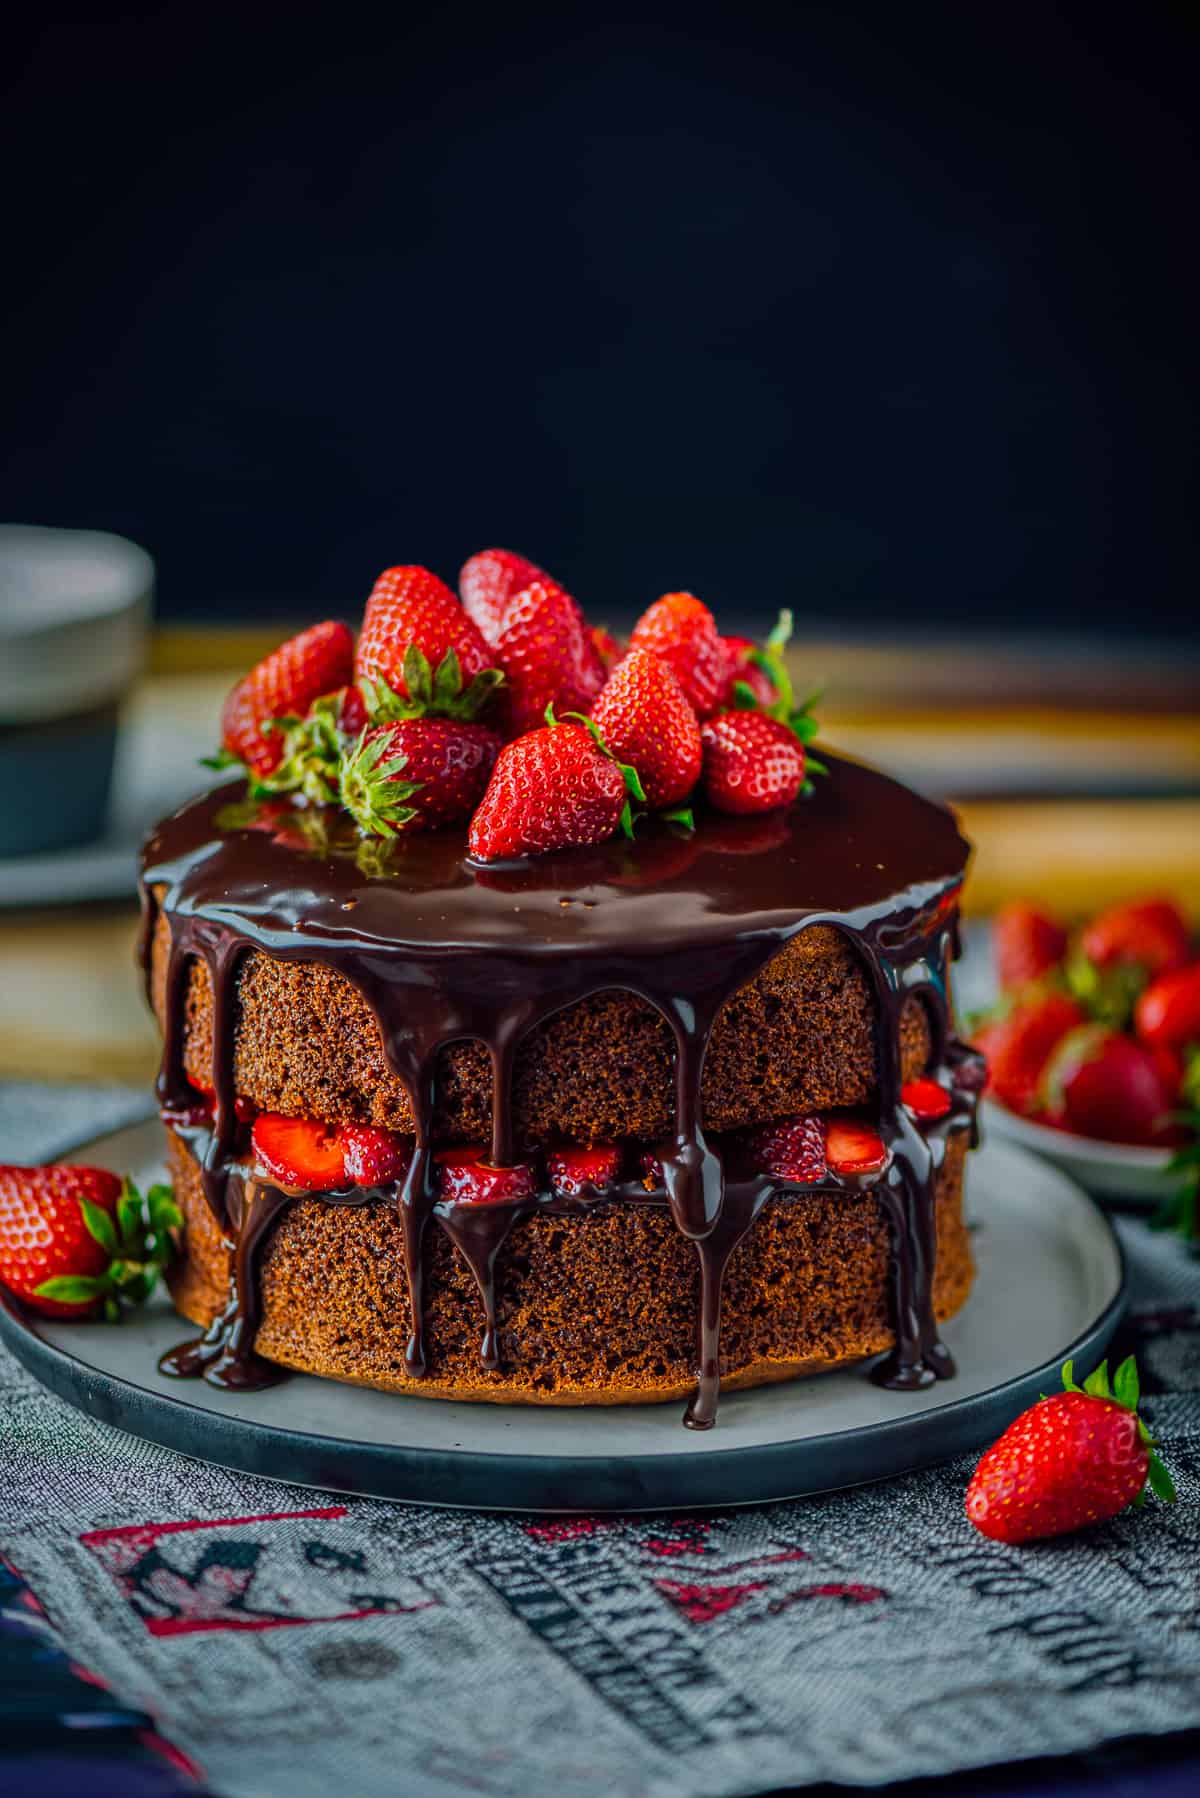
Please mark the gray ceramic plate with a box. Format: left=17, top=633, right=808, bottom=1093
left=0, top=1120, right=1125, bottom=1513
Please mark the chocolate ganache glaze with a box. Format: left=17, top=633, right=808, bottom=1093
left=138, top=750, right=979, bottom=1427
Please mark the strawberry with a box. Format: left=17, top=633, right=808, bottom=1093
left=591, top=626, right=623, bottom=671
left=721, top=635, right=778, bottom=708
left=0, top=1165, right=179, bottom=1319
left=1042, top=1025, right=1180, bottom=1147
left=1080, top=897, right=1190, bottom=978
left=824, top=1119, right=890, bottom=1177
left=459, top=548, right=552, bottom=644
left=356, top=566, right=502, bottom=720
left=986, top=992, right=1087, bottom=1116
left=700, top=711, right=806, bottom=815
left=901, top=1078, right=953, bottom=1121
left=590, top=648, right=702, bottom=810
left=1135, top=963, right=1200, bottom=1050
left=628, top=592, right=731, bottom=717
left=436, top=1151, right=537, bottom=1205
left=492, top=581, right=605, bottom=739
left=965, top=1356, right=1174, bottom=1544
left=547, top=1146, right=621, bottom=1197
left=468, top=720, right=640, bottom=862
left=342, top=1125, right=410, bottom=1184
left=252, top=1115, right=346, bottom=1189
left=219, top=621, right=354, bottom=776
left=992, top=902, right=1067, bottom=992
left=340, top=719, right=501, bottom=836
left=746, top=1115, right=827, bottom=1183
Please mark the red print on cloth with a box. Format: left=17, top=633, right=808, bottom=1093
left=80, top=1508, right=438, bottom=1637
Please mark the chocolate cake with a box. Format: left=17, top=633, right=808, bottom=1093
left=138, top=749, right=980, bottom=1428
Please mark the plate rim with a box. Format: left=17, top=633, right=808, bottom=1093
left=0, top=1123, right=1128, bottom=1514
left=982, top=1097, right=1174, bottom=1169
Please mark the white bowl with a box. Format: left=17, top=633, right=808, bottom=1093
left=981, top=1098, right=1177, bottom=1204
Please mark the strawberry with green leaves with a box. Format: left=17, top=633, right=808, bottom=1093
left=1079, top=897, right=1190, bottom=980
left=966, top=1356, right=1175, bottom=1544
left=0, top=1164, right=179, bottom=1319
left=468, top=716, right=644, bottom=862
left=340, top=719, right=502, bottom=836
left=217, top=620, right=355, bottom=776
left=700, top=710, right=808, bottom=815
left=590, top=647, right=702, bottom=812
left=356, top=565, right=504, bottom=722
left=983, top=991, right=1087, bottom=1116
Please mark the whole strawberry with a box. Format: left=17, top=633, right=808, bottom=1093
left=746, top=1115, right=827, bottom=1183
left=590, top=648, right=702, bottom=809
left=1080, top=897, right=1190, bottom=978
left=219, top=620, right=354, bottom=776
left=0, top=1165, right=179, bottom=1319
left=468, top=720, right=638, bottom=861
left=356, top=566, right=502, bottom=718
left=985, top=991, right=1086, bottom=1116
left=993, top=902, right=1068, bottom=992
left=459, top=548, right=552, bottom=644
left=492, top=581, right=605, bottom=738
left=700, top=710, right=806, bottom=815
left=1135, top=963, right=1200, bottom=1050
left=721, top=634, right=778, bottom=708
left=341, top=719, right=502, bottom=836
left=966, top=1356, right=1174, bottom=1544
left=629, top=592, right=731, bottom=717
left=1042, top=1025, right=1180, bottom=1146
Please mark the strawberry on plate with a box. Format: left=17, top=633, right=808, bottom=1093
left=700, top=710, right=806, bottom=815
left=0, top=1164, right=179, bottom=1319
left=356, top=566, right=502, bottom=719
left=966, top=1356, right=1174, bottom=1544
left=590, top=647, right=702, bottom=810
left=1079, top=897, right=1190, bottom=978
left=992, top=902, right=1067, bottom=992
left=1135, top=963, right=1200, bottom=1050
left=340, top=718, right=502, bottom=836
left=219, top=620, right=355, bottom=776
left=1041, top=1025, right=1182, bottom=1147
left=985, top=992, right=1086, bottom=1117
left=468, top=719, right=642, bottom=862
left=629, top=592, right=731, bottom=717
left=459, top=548, right=553, bottom=644
left=492, top=580, right=606, bottom=738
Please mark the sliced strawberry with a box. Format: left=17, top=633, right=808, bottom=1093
left=342, top=1125, right=410, bottom=1184
left=220, top=621, right=355, bottom=776
left=1134, top=963, right=1200, bottom=1050
left=1080, top=897, right=1190, bottom=977
left=251, top=1115, right=346, bottom=1189
left=547, top=1146, right=621, bottom=1197
left=629, top=593, right=731, bottom=717
left=901, top=1079, right=953, bottom=1121
left=992, top=902, right=1067, bottom=992
left=825, top=1119, right=890, bottom=1177
left=746, top=1115, right=827, bottom=1183
left=436, top=1151, right=537, bottom=1205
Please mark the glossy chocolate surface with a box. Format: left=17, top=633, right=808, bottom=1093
left=140, top=752, right=976, bottom=1426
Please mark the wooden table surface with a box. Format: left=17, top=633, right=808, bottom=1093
left=1, top=634, right=1197, bottom=1087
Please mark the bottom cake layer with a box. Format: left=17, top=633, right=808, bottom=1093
left=164, top=1127, right=974, bottom=1406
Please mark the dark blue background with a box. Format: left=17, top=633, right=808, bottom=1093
left=5, top=3, right=1196, bottom=633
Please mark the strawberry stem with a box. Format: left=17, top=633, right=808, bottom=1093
left=339, top=729, right=423, bottom=838
left=34, top=1176, right=181, bottom=1318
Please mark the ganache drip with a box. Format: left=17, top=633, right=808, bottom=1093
left=137, top=754, right=976, bottom=1428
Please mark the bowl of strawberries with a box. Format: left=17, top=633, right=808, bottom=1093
left=971, top=896, right=1200, bottom=1214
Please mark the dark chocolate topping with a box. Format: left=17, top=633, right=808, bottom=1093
left=139, top=752, right=975, bottom=1425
